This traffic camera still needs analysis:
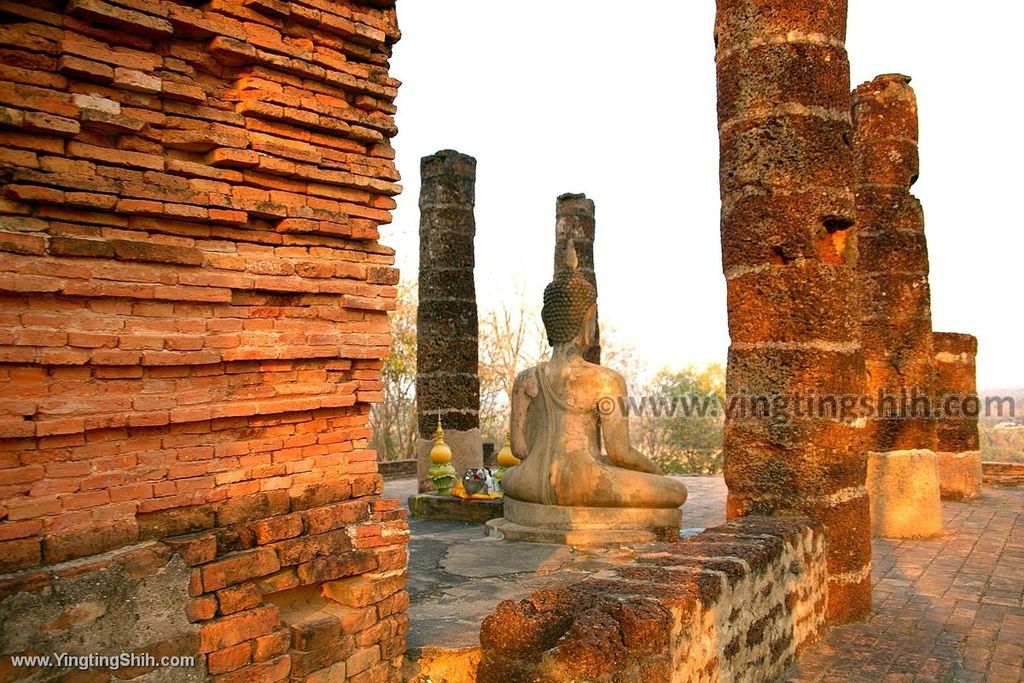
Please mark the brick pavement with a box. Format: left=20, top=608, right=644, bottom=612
left=385, top=475, right=1023, bottom=681
left=786, top=485, right=1024, bottom=682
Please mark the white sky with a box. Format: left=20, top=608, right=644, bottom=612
left=382, top=2, right=1023, bottom=391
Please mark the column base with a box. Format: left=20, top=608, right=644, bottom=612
left=937, top=450, right=983, bottom=500
left=867, top=449, right=943, bottom=539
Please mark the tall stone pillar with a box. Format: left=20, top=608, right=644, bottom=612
left=416, top=150, right=483, bottom=492
left=715, top=0, right=871, bottom=623
left=553, top=193, right=599, bottom=363
left=854, top=75, right=942, bottom=539
left=934, top=333, right=983, bottom=500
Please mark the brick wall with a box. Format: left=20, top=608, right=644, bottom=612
left=477, top=517, right=827, bottom=682
left=0, top=0, right=409, bottom=681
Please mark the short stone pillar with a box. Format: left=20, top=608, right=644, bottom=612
left=553, top=193, right=599, bottom=363
left=715, top=0, right=871, bottom=623
left=866, top=451, right=943, bottom=538
left=416, top=150, right=483, bottom=492
left=853, top=75, right=942, bottom=539
left=934, top=333, right=983, bottom=500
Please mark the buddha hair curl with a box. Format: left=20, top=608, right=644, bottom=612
left=541, top=240, right=597, bottom=346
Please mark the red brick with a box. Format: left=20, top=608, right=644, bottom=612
left=207, top=641, right=251, bottom=675
left=0, top=537, right=41, bottom=571
left=251, top=513, right=304, bottom=544
left=202, top=548, right=281, bottom=592
left=200, top=605, right=280, bottom=653
left=188, top=595, right=218, bottom=622
left=211, top=655, right=289, bottom=683
left=216, top=582, right=262, bottom=615
left=252, top=629, right=290, bottom=662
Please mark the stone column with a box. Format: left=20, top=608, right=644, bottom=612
left=553, top=193, right=599, bottom=363
left=416, top=150, right=483, bottom=492
left=715, top=0, right=871, bottom=623
left=934, top=333, right=983, bottom=500
left=853, top=75, right=942, bottom=539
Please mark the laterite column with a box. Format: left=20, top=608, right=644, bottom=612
left=416, top=150, right=483, bottom=492
left=854, top=75, right=943, bottom=539
left=934, top=333, right=983, bottom=500
left=553, top=193, right=599, bottom=363
left=715, top=0, right=871, bottom=623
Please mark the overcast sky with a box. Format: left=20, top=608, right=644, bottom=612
left=382, top=2, right=1023, bottom=391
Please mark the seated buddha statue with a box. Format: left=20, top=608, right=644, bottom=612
left=499, top=243, right=688, bottom=526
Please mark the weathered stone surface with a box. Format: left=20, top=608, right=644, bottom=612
left=409, top=493, right=504, bottom=523
left=866, top=450, right=943, bottom=539
left=416, top=149, right=483, bottom=492
left=715, top=0, right=871, bottom=623
left=477, top=516, right=827, bottom=682
left=938, top=451, right=983, bottom=500
left=934, top=332, right=983, bottom=500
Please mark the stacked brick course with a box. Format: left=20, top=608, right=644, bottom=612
left=477, top=517, right=827, bottom=682
left=714, top=0, right=871, bottom=623
left=0, top=0, right=409, bottom=680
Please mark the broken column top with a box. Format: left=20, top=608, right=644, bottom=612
left=556, top=193, right=595, bottom=217
left=420, top=149, right=477, bottom=179
left=933, top=332, right=978, bottom=356
left=853, top=74, right=919, bottom=142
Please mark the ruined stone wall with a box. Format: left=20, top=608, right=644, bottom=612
left=415, top=150, right=481, bottom=491
left=0, top=1, right=409, bottom=681
left=476, top=517, right=827, bottom=683
left=714, top=0, right=871, bottom=622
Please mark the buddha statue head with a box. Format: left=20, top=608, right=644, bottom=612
left=541, top=240, right=598, bottom=351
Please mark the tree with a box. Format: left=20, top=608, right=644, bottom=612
left=369, top=281, right=418, bottom=461
left=477, top=292, right=548, bottom=445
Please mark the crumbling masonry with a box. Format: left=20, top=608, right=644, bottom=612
left=0, top=1, right=410, bottom=681
left=415, top=150, right=482, bottom=492
left=853, top=74, right=943, bottom=539
left=715, top=0, right=872, bottom=623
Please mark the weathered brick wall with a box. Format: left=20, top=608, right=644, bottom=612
left=477, top=517, right=827, bottom=683
left=982, top=462, right=1024, bottom=488
left=0, top=0, right=409, bottom=681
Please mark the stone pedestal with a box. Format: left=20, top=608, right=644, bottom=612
left=485, top=497, right=683, bottom=546
left=866, top=450, right=943, bottom=539
left=408, top=493, right=504, bottom=523
left=937, top=451, right=983, bottom=500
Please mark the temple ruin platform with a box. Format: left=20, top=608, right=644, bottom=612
left=385, top=476, right=727, bottom=679
left=383, top=476, right=1024, bottom=682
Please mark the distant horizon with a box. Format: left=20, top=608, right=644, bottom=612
left=382, top=2, right=1024, bottom=390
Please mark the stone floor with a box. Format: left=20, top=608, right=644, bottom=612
left=382, top=476, right=1024, bottom=682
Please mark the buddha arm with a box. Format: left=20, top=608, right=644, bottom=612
left=509, top=368, right=535, bottom=460
left=601, top=374, right=663, bottom=475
